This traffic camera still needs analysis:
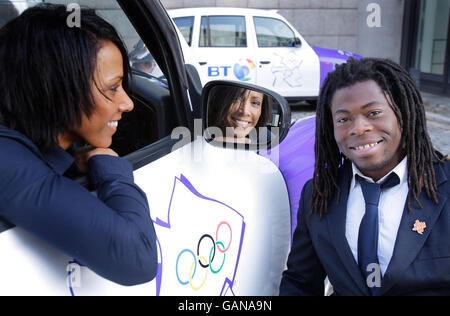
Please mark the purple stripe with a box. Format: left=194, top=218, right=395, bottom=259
left=260, top=117, right=316, bottom=238
left=313, top=46, right=363, bottom=88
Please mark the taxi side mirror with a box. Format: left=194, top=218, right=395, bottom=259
left=202, top=81, right=291, bottom=150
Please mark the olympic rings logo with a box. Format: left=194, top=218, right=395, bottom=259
left=176, top=221, right=232, bottom=291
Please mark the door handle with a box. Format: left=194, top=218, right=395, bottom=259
left=199, top=62, right=207, bottom=66
left=260, top=61, right=271, bottom=65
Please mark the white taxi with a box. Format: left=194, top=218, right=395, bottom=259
left=170, top=7, right=361, bottom=104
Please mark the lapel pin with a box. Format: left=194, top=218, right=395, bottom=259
left=412, top=220, right=426, bottom=235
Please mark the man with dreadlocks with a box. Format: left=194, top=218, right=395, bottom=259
left=280, top=58, right=449, bottom=296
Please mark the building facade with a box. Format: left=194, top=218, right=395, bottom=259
left=402, top=0, right=450, bottom=96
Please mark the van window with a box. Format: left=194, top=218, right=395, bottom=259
left=173, top=16, right=194, bottom=46
left=200, top=16, right=247, bottom=47
left=254, top=17, right=295, bottom=47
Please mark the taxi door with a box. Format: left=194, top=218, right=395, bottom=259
left=191, top=13, right=258, bottom=86
left=251, top=15, right=320, bottom=99
left=0, top=0, right=293, bottom=296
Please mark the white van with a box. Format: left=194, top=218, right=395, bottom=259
left=169, top=7, right=361, bottom=103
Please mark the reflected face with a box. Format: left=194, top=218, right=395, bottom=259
left=331, top=80, right=404, bottom=182
left=224, top=90, right=264, bottom=139
left=61, top=40, right=134, bottom=149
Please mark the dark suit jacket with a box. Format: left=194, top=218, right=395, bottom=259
left=280, top=160, right=450, bottom=296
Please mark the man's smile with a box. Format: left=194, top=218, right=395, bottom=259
left=350, top=140, right=383, bottom=151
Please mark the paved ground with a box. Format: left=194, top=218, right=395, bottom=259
left=291, top=92, right=450, bottom=156
left=422, top=93, right=450, bottom=156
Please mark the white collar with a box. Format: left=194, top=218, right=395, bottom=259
left=350, top=157, right=408, bottom=190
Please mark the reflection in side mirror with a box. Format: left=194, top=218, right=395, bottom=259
left=203, top=82, right=290, bottom=150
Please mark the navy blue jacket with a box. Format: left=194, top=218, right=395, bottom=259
left=280, top=160, right=450, bottom=296
left=0, top=125, right=157, bottom=286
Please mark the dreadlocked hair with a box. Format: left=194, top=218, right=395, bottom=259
left=311, top=57, right=447, bottom=217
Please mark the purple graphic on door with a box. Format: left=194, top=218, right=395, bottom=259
left=153, top=174, right=246, bottom=296
left=67, top=176, right=246, bottom=297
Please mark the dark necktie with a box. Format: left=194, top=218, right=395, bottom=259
left=356, top=172, right=400, bottom=295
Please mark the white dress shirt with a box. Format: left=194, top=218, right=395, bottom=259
left=345, top=157, right=409, bottom=276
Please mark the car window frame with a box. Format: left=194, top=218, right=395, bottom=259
left=117, top=0, right=194, bottom=151
left=121, top=0, right=192, bottom=122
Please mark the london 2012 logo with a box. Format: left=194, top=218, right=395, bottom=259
left=233, top=59, right=256, bottom=82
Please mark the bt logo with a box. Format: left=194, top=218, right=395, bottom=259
left=208, top=59, right=256, bottom=82
left=234, top=59, right=256, bottom=81
left=208, top=66, right=232, bottom=77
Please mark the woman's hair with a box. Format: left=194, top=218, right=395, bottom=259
left=311, top=57, right=446, bottom=217
left=0, top=4, right=131, bottom=152
left=208, top=85, right=272, bottom=133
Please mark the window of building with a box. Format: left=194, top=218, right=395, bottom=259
left=414, top=0, right=450, bottom=75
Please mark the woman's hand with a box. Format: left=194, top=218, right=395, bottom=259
left=73, top=146, right=118, bottom=173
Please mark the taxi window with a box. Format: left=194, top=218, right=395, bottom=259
left=95, top=10, right=176, bottom=157
left=0, top=0, right=31, bottom=28
left=200, top=16, right=247, bottom=47
left=25, top=1, right=178, bottom=161
left=254, top=17, right=295, bottom=47
left=173, top=16, right=194, bottom=46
